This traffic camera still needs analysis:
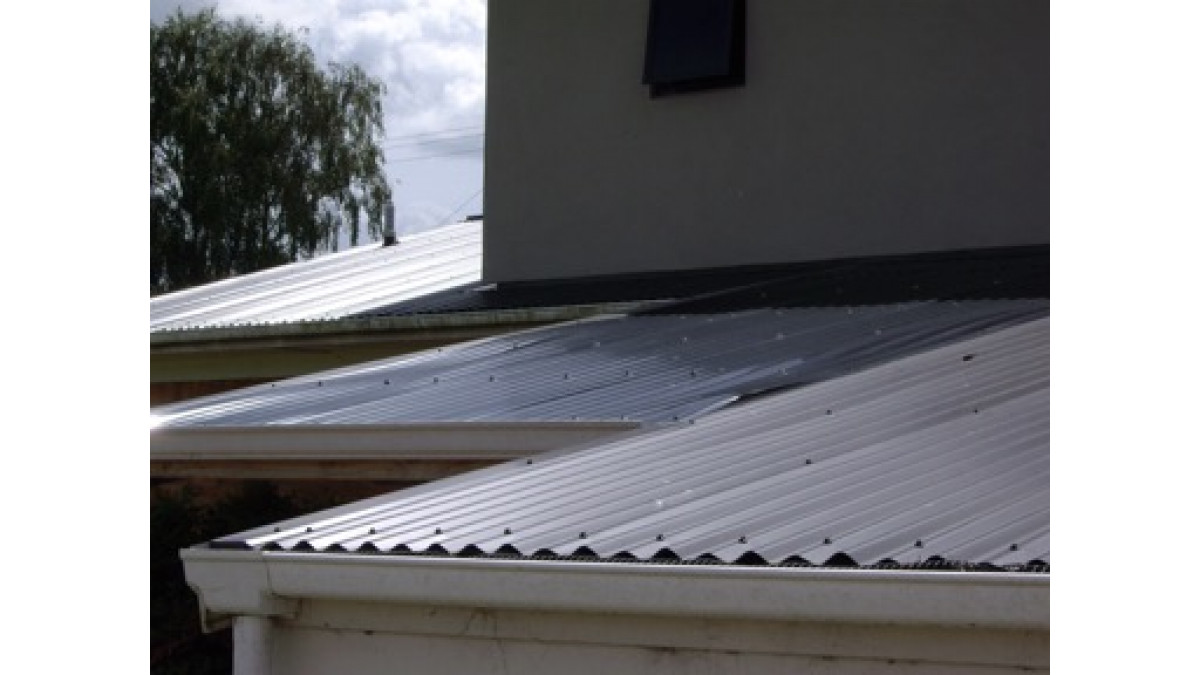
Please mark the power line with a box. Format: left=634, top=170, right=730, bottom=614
left=381, top=124, right=484, bottom=145
left=387, top=145, right=484, bottom=163
left=382, top=132, right=484, bottom=151
left=440, top=186, right=483, bottom=226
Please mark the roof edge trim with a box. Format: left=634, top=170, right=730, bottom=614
left=181, top=548, right=1049, bottom=629
left=151, top=422, right=643, bottom=461
left=151, top=303, right=652, bottom=344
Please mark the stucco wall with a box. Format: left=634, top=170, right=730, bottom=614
left=483, top=0, right=1049, bottom=282
left=262, top=600, right=1049, bottom=675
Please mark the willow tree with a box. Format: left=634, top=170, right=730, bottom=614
left=151, top=9, right=390, bottom=294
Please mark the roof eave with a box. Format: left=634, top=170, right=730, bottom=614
left=151, top=421, right=643, bottom=462
left=150, top=303, right=652, bottom=348
left=182, top=548, right=1049, bottom=632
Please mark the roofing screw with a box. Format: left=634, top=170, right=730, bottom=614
left=488, top=375, right=496, bottom=382
left=317, top=381, right=323, bottom=387
left=973, top=408, right=980, bottom=414
left=368, top=527, right=377, bottom=535
left=384, top=379, right=390, bottom=385
left=825, top=409, right=833, bottom=416
left=563, top=373, right=570, bottom=379
left=962, top=354, right=975, bottom=362
left=435, top=527, right=443, bottom=535
left=1010, top=543, right=1020, bottom=552
left=526, top=459, right=534, bottom=465
left=680, top=336, right=688, bottom=343
left=504, top=528, right=513, bottom=535
left=738, top=536, right=747, bottom=544
left=915, top=540, right=924, bottom=548
left=433, top=377, right=439, bottom=383
left=655, top=534, right=665, bottom=542
left=805, top=459, right=813, bottom=465
left=305, top=527, right=313, bottom=533
left=689, top=369, right=697, bottom=377
left=579, top=531, right=588, bottom=539
left=823, top=537, right=833, bottom=545
left=273, top=527, right=280, bottom=533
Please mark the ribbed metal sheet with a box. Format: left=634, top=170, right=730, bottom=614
left=210, top=317, right=1049, bottom=570
left=152, top=299, right=1047, bottom=428
left=149, top=221, right=482, bottom=332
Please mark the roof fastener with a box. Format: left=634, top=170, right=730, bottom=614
left=384, top=379, right=390, bottom=385
left=915, top=540, right=924, bottom=548
left=435, top=527, right=443, bottom=535
left=738, top=536, right=747, bottom=544
left=579, top=531, right=588, bottom=539
left=368, top=527, right=377, bottom=535
left=305, top=527, right=313, bottom=533
left=526, top=458, right=534, bottom=465
left=655, top=534, right=665, bottom=541
left=823, top=537, right=833, bottom=545
left=825, top=409, right=833, bottom=415
left=805, top=459, right=813, bottom=465
left=1010, top=543, right=1020, bottom=551
left=962, top=354, right=975, bottom=362
left=504, top=528, right=513, bottom=535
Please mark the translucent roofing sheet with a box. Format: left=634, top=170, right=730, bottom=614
left=211, top=317, right=1050, bottom=570
left=152, top=299, right=1048, bottom=428
left=149, top=221, right=482, bottom=332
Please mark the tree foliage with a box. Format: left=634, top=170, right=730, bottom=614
left=151, top=9, right=390, bottom=295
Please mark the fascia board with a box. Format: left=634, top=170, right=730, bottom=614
left=151, top=422, right=643, bottom=462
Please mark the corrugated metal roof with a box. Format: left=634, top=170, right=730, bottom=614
left=149, top=221, right=482, bottom=332
left=209, top=316, right=1049, bottom=571
left=152, top=299, right=1047, bottom=428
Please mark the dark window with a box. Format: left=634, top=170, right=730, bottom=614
left=643, top=0, right=745, bottom=97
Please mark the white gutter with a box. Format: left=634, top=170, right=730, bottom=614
left=151, top=421, right=642, bottom=462
left=151, top=302, right=656, bottom=346
left=183, top=548, right=1049, bottom=631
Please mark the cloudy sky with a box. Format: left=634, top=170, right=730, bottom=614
left=150, top=0, right=487, bottom=241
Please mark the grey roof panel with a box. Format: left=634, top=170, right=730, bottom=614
left=149, top=221, right=482, bottom=332
left=209, top=317, right=1049, bottom=570
left=154, top=299, right=1047, bottom=428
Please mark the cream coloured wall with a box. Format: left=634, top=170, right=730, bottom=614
left=483, top=0, right=1048, bottom=282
